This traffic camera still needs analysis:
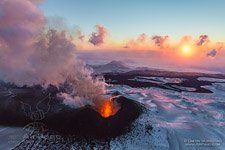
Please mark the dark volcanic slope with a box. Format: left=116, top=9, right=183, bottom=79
left=43, top=96, right=143, bottom=139
left=0, top=83, right=144, bottom=139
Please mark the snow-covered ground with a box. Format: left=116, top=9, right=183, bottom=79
left=198, top=77, right=225, bottom=83
left=129, top=76, right=186, bottom=84
left=0, top=126, right=26, bottom=150
left=107, top=78, right=225, bottom=150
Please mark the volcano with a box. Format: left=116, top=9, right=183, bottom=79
left=0, top=83, right=144, bottom=139
left=43, top=95, right=143, bottom=139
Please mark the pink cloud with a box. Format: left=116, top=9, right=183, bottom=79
left=152, top=35, right=169, bottom=48
left=29, top=0, right=44, bottom=4
left=207, top=49, right=217, bottom=57
left=76, top=30, right=85, bottom=41
left=137, top=33, right=147, bottom=42
left=89, top=25, right=108, bottom=46
left=197, top=35, right=209, bottom=46
left=0, top=0, right=106, bottom=106
left=0, top=0, right=45, bottom=52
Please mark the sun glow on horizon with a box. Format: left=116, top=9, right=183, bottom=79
left=181, top=45, right=194, bottom=57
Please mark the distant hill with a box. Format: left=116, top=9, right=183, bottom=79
left=134, top=67, right=165, bottom=71
left=90, top=61, right=131, bottom=73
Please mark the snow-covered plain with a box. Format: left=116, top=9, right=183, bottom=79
left=0, top=127, right=26, bottom=150
left=107, top=78, right=225, bottom=150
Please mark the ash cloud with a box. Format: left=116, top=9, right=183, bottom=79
left=89, top=25, right=107, bottom=46
left=0, top=0, right=106, bottom=107
left=197, top=35, right=209, bottom=46
left=207, top=49, right=217, bottom=57
left=152, top=35, right=169, bottom=48
left=0, top=0, right=45, bottom=75
left=47, top=16, right=68, bottom=31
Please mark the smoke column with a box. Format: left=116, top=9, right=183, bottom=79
left=0, top=0, right=106, bottom=107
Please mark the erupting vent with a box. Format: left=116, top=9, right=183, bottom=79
left=98, top=99, right=120, bottom=118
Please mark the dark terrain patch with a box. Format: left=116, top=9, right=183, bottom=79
left=103, top=70, right=225, bottom=93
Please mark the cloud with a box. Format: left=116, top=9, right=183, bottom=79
left=152, top=35, right=169, bottom=48
left=123, top=33, right=148, bottom=49
left=0, top=0, right=45, bottom=60
left=89, top=25, right=108, bottom=46
left=123, top=45, right=130, bottom=49
left=29, top=0, right=44, bottom=4
left=180, top=35, right=193, bottom=43
left=137, top=33, right=147, bottom=42
left=207, top=49, right=217, bottom=57
left=197, top=35, right=209, bottom=46
left=76, top=30, right=85, bottom=41
left=47, top=16, right=68, bottom=30
left=215, top=42, right=224, bottom=50
left=0, top=0, right=106, bottom=108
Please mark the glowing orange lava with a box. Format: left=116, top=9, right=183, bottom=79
left=99, top=99, right=119, bottom=118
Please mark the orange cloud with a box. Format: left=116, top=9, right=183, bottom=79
left=122, top=33, right=150, bottom=50
left=137, top=33, right=147, bottom=42
left=73, top=28, right=224, bottom=61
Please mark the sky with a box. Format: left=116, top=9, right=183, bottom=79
left=40, top=0, right=225, bottom=41
left=38, top=0, right=225, bottom=72
left=1, top=0, right=223, bottom=74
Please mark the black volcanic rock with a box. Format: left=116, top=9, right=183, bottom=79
left=0, top=82, right=144, bottom=139
left=42, top=96, right=143, bottom=139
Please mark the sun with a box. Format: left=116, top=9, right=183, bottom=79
left=181, top=45, right=193, bottom=57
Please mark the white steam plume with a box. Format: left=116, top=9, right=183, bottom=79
left=0, top=0, right=106, bottom=107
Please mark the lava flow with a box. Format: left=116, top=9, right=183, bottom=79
left=98, top=99, right=120, bottom=118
